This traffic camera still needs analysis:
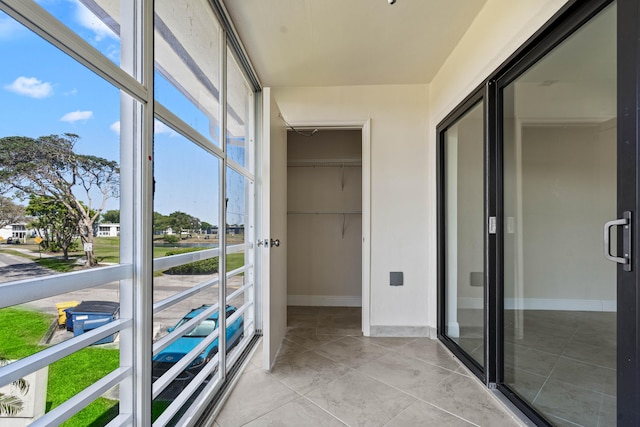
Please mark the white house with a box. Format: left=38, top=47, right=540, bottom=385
left=95, top=223, right=120, bottom=237
left=0, top=223, right=30, bottom=241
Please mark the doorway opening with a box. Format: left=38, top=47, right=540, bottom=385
left=286, top=128, right=365, bottom=332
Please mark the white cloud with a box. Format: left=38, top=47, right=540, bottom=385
left=60, top=110, right=93, bottom=123
left=0, top=15, right=26, bottom=40
left=73, top=0, right=117, bottom=42
left=110, top=120, right=175, bottom=136
left=154, top=120, right=175, bottom=136
left=4, top=76, right=53, bottom=98
left=105, top=44, right=120, bottom=62
left=64, top=88, right=78, bottom=96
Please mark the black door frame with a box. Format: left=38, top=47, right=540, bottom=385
left=616, top=0, right=640, bottom=423
left=436, top=86, right=487, bottom=382
left=437, top=0, right=640, bottom=424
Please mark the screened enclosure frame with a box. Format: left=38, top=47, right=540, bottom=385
left=0, top=0, right=261, bottom=425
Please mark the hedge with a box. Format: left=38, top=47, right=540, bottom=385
left=163, top=247, right=219, bottom=275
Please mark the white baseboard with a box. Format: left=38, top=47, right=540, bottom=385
left=458, top=297, right=616, bottom=312
left=287, top=294, right=362, bottom=307
left=458, top=297, right=484, bottom=310
left=446, top=322, right=460, bottom=338
left=370, top=325, right=432, bottom=338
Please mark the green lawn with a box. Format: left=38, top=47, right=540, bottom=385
left=0, top=237, right=241, bottom=272
left=50, top=348, right=119, bottom=427
left=0, top=307, right=51, bottom=359
left=226, top=253, right=245, bottom=271
left=92, top=237, right=121, bottom=264
left=36, top=258, right=77, bottom=273
left=0, top=308, right=119, bottom=426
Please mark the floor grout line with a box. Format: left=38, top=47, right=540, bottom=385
left=221, top=307, right=579, bottom=426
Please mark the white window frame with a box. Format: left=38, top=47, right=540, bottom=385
left=0, top=0, right=260, bottom=425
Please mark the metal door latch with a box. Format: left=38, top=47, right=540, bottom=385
left=257, top=238, right=280, bottom=247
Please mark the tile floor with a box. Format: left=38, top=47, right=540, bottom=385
left=214, top=306, right=523, bottom=427
left=452, top=309, right=616, bottom=427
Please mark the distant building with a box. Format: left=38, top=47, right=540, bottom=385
left=0, top=223, right=30, bottom=241
left=227, top=225, right=244, bottom=236
left=97, top=223, right=120, bottom=237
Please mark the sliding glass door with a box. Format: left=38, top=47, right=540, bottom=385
left=439, top=0, right=640, bottom=424
left=499, top=3, right=617, bottom=424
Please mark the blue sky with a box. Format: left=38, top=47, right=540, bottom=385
left=0, top=1, right=246, bottom=227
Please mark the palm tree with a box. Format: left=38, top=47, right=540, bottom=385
left=0, top=359, right=29, bottom=416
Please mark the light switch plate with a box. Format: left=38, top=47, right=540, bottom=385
left=470, top=272, right=483, bottom=287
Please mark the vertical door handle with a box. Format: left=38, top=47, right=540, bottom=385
left=603, top=211, right=632, bottom=271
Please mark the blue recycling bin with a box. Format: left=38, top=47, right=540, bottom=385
left=68, top=301, right=120, bottom=344
left=64, top=307, right=75, bottom=331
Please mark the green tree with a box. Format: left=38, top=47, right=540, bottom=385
left=153, top=211, right=170, bottom=235
left=101, top=209, right=120, bottom=223
left=163, top=234, right=179, bottom=244
left=168, top=211, right=199, bottom=236
left=0, top=196, right=25, bottom=229
left=0, top=134, right=119, bottom=266
left=26, top=196, right=78, bottom=260
left=200, top=221, right=212, bottom=233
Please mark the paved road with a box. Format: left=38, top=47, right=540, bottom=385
left=0, top=252, right=246, bottom=343
left=0, top=252, right=55, bottom=284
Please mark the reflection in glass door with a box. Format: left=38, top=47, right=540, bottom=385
left=501, top=3, right=616, bottom=425
left=442, top=100, right=485, bottom=369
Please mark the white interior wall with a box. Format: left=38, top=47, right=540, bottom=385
left=272, top=0, right=577, bottom=334
left=519, top=123, right=616, bottom=305
left=428, top=0, right=572, bottom=328
left=273, top=85, right=430, bottom=332
left=456, top=115, right=484, bottom=302
left=287, top=130, right=363, bottom=306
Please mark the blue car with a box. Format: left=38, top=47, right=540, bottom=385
left=152, top=305, right=244, bottom=399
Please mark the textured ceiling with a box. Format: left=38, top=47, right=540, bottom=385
left=223, top=0, right=487, bottom=87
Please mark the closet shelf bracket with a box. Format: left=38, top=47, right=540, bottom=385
left=342, top=213, right=346, bottom=238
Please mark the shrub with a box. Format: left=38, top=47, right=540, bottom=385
left=163, top=248, right=218, bottom=275
left=163, top=234, right=179, bottom=244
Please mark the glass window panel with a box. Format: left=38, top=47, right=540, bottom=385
left=0, top=9, right=125, bottom=423
left=0, top=18, right=125, bottom=425
left=0, top=11, right=121, bottom=270
left=154, top=0, right=222, bottom=146
left=225, top=166, right=251, bottom=355
left=502, top=3, right=616, bottom=423
left=226, top=48, right=253, bottom=169
left=152, top=129, right=221, bottom=404
left=443, top=101, right=484, bottom=367
left=36, top=0, right=123, bottom=71
left=225, top=167, right=248, bottom=247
